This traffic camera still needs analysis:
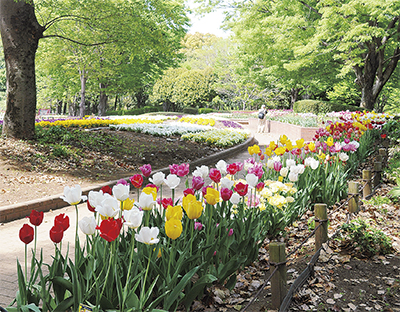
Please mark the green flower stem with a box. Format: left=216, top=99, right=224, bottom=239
left=99, top=240, right=115, bottom=303
left=171, top=188, right=175, bottom=205
left=122, top=232, right=136, bottom=311
left=167, top=239, right=175, bottom=278
left=190, top=220, right=194, bottom=256
left=24, top=244, right=28, bottom=284
left=145, top=210, right=150, bottom=227
left=74, top=204, right=80, bottom=265
left=140, top=247, right=153, bottom=309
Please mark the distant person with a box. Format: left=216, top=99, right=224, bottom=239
left=257, top=105, right=267, bottom=133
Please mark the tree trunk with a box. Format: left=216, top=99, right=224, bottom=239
left=290, top=88, right=301, bottom=106
left=98, top=83, right=108, bottom=116
left=0, top=0, right=44, bottom=139
left=355, top=43, right=400, bottom=110
left=79, top=69, right=87, bottom=118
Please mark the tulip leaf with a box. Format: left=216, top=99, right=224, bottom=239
left=164, top=265, right=200, bottom=310
left=218, top=255, right=247, bottom=283
left=125, top=290, right=139, bottom=310
left=53, top=296, right=74, bottom=312
left=183, top=273, right=217, bottom=309
left=225, top=273, right=237, bottom=290
left=16, top=260, right=27, bottom=306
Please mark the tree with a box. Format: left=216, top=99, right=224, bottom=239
left=0, top=0, right=189, bottom=139
left=203, top=0, right=400, bottom=110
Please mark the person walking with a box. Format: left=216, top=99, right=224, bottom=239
left=257, top=105, right=267, bottom=133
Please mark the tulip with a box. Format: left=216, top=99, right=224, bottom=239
left=215, top=160, right=227, bottom=175
left=273, top=161, right=283, bottom=172
left=28, top=210, right=43, bottom=227
left=142, top=186, right=158, bottom=200
left=256, top=182, right=265, bottom=192
left=194, top=221, right=204, bottom=231
left=166, top=205, right=183, bottom=221
left=19, top=224, right=34, bottom=244
left=184, top=188, right=195, bottom=196
left=192, top=165, right=209, bottom=179
left=280, top=167, right=289, bottom=177
left=54, top=213, right=69, bottom=231
left=96, top=193, right=120, bottom=218
left=220, top=187, right=233, bottom=201
left=192, top=176, right=205, bottom=191
left=137, top=192, right=156, bottom=211
left=135, top=226, right=160, bottom=245
left=117, top=179, right=129, bottom=186
left=129, top=174, right=143, bottom=189
left=177, top=163, right=190, bottom=177
left=230, top=193, right=241, bottom=205
left=60, top=184, right=87, bottom=205
left=227, top=163, right=239, bottom=175
left=123, top=208, right=143, bottom=230
left=101, top=185, right=112, bottom=195
left=87, top=200, right=96, bottom=212
left=96, top=218, right=123, bottom=242
left=164, top=174, right=181, bottom=189
left=169, top=164, right=179, bottom=175
left=149, top=172, right=165, bottom=186
left=122, top=198, right=135, bottom=211
left=50, top=225, right=64, bottom=244
left=182, top=194, right=203, bottom=219
left=288, top=172, right=299, bottom=182
left=88, top=190, right=105, bottom=209
left=209, top=168, right=221, bottom=184
left=113, top=183, right=130, bottom=202
left=139, top=164, right=152, bottom=177
left=227, top=228, right=234, bottom=236
left=234, top=182, right=248, bottom=197
left=160, top=197, right=173, bottom=209
left=204, top=187, right=220, bottom=205
left=246, top=173, right=259, bottom=188
left=165, top=219, right=183, bottom=240
left=220, top=177, right=234, bottom=189
left=79, top=216, right=97, bottom=235
left=339, top=152, right=349, bottom=162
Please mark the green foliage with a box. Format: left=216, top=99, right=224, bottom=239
left=183, top=107, right=199, bottom=115
left=198, top=108, right=215, bottom=114
left=293, top=100, right=361, bottom=114
left=106, top=106, right=161, bottom=116
left=340, top=218, right=393, bottom=258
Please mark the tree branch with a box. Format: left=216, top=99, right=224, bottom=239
left=42, top=34, right=114, bottom=47
left=297, top=0, right=322, bottom=17
left=43, top=14, right=90, bottom=31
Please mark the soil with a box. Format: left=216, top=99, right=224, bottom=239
left=1, top=129, right=400, bottom=311
left=0, top=129, right=224, bottom=206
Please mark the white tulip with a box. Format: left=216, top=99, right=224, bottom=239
left=164, top=174, right=181, bottom=189
left=246, top=173, right=258, bottom=188
left=79, top=216, right=97, bottom=235
left=230, top=193, right=241, bottom=205
left=112, top=183, right=130, bottom=201
left=88, top=190, right=105, bottom=209
left=149, top=172, right=165, bottom=186
left=137, top=192, right=156, bottom=211
left=192, top=165, right=209, bottom=179
left=135, top=226, right=160, bottom=245
left=280, top=167, right=289, bottom=177
left=215, top=160, right=227, bottom=175
left=339, top=152, right=349, bottom=162
left=96, top=193, right=120, bottom=218
left=288, top=172, right=299, bottom=182
left=267, top=158, right=275, bottom=169
left=123, top=208, right=143, bottom=230
left=60, top=184, right=87, bottom=205
left=286, top=159, right=296, bottom=168
left=220, top=177, right=234, bottom=189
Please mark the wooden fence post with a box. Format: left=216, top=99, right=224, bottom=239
left=379, top=148, right=387, bottom=167
left=374, top=162, right=382, bottom=188
left=270, top=242, right=287, bottom=309
left=348, top=181, right=359, bottom=213
left=362, top=169, right=372, bottom=199
left=314, top=203, right=328, bottom=251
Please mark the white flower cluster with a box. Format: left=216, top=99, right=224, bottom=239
left=112, top=122, right=212, bottom=136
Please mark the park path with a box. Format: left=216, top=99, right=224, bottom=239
left=0, top=125, right=300, bottom=308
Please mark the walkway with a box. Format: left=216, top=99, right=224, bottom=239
left=0, top=124, right=300, bottom=307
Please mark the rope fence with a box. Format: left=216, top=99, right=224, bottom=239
left=240, top=146, right=387, bottom=312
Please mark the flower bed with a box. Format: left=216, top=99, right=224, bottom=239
left=10, top=111, right=393, bottom=311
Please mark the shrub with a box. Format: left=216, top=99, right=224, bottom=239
left=198, top=108, right=214, bottom=114
left=294, top=100, right=362, bottom=114
left=106, top=106, right=160, bottom=116
left=183, top=107, right=199, bottom=115
left=293, top=100, right=321, bottom=114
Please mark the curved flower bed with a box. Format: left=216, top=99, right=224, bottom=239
left=11, top=111, right=393, bottom=311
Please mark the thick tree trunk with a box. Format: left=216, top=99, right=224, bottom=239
left=98, top=83, right=108, bottom=116
left=290, top=88, right=301, bottom=106
left=0, top=0, right=44, bottom=139
left=79, top=70, right=87, bottom=118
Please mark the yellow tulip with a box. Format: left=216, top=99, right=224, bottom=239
left=269, top=141, right=277, bottom=150
left=285, top=140, right=293, bottom=151
left=142, top=186, right=157, bottom=200
left=274, top=146, right=286, bottom=156
left=166, top=205, right=183, bottom=221
left=295, top=138, right=305, bottom=149
left=264, top=147, right=273, bottom=157
left=248, top=144, right=261, bottom=155
left=122, top=198, right=135, bottom=211
left=279, top=135, right=288, bottom=145
left=182, top=194, right=203, bottom=219
left=308, top=142, right=316, bottom=152
left=325, top=137, right=334, bottom=147
left=204, top=188, right=220, bottom=206
left=165, top=219, right=183, bottom=240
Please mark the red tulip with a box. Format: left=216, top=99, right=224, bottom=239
left=29, top=210, right=43, bottom=226
left=234, top=182, right=248, bottom=197
left=101, top=185, right=112, bottom=195
left=227, top=163, right=239, bottom=175
left=209, top=168, right=221, bottom=183
left=192, top=176, right=204, bottom=191
left=96, top=218, right=123, bottom=242
left=177, top=163, right=190, bottom=177
left=160, top=197, right=173, bottom=209
left=130, top=174, right=144, bottom=188
left=183, top=188, right=195, bottom=197
left=381, top=133, right=387, bottom=139
left=49, top=225, right=64, bottom=244
left=220, top=187, right=233, bottom=201
left=19, top=224, right=34, bottom=245
left=54, top=213, right=69, bottom=231
left=87, top=200, right=96, bottom=212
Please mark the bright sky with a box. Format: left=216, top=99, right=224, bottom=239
left=185, top=1, right=230, bottom=38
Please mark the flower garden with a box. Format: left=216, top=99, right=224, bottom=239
left=9, top=111, right=396, bottom=311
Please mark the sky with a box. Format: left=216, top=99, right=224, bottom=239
left=185, top=1, right=231, bottom=38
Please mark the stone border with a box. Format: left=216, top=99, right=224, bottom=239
left=0, top=136, right=256, bottom=223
